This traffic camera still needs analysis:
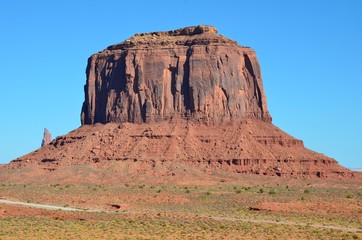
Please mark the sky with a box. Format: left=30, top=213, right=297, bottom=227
left=0, top=0, right=361, bottom=168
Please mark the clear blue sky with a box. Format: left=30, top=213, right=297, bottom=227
left=0, top=0, right=361, bottom=168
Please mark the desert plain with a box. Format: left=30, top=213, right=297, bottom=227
left=0, top=171, right=361, bottom=240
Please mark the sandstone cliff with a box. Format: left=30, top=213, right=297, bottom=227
left=1, top=25, right=354, bottom=182
left=81, top=25, right=271, bottom=125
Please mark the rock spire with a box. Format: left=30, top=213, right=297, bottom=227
left=41, top=128, right=52, bottom=147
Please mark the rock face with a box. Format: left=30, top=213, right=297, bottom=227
left=81, top=25, right=271, bottom=125
left=2, top=25, right=355, bottom=182
left=41, top=128, right=52, bottom=147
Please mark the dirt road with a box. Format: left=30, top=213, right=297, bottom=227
left=0, top=198, right=360, bottom=233
left=212, top=216, right=362, bottom=233
left=0, top=199, right=102, bottom=212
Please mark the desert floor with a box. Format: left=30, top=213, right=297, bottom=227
left=0, top=174, right=361, bottom=239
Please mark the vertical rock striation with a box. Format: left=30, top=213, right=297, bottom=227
left=81, top=25, right=271, bottom=125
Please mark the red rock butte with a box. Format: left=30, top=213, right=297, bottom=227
left=81, top=25, right=271, bottom=125
left=1, top=25, right=354, bottom=183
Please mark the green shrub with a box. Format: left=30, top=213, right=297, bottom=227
left=268, top=189, right=276, bottom=195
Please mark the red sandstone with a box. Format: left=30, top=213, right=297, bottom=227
left=1, top=25, right=354, bottom=182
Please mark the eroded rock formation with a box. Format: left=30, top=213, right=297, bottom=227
left=81, top=25, right=271, bottom=125
left=1, top=25, right=355, bottom=182
left=41, top=128, right=52, bottom=147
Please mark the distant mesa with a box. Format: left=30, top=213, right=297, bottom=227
left=1, top=25, right=354, bottom=183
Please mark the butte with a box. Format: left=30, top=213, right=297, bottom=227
left=1, top=25, right=354, bottom=184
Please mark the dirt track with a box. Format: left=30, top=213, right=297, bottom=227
left=212, top=216, right=362, bottom=233
left=0, top=199, right=103, bottom=213
left=1, top=198, right=360, bottom=233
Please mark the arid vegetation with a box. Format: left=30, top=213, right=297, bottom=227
left=0, top=175, right=361, bottom=239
